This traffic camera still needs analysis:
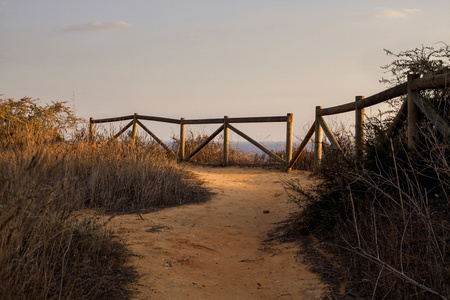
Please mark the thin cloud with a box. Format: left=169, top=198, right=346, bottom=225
left=63, top=21, right=132, bottom=33
left=374, top=8, right=422, bottom=19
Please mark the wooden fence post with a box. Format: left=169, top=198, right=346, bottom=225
left=355, top=96, right=365, bottom=160
left=131, top=113, right=138, bottom=144
left=314, top=106, right=323, bottom=169
left=179, top=118, right=185, bottom=162
left=407, top=74, right=420, bottom=150
left=223, top=116, right=229, bottom=166
left=286, top=113, right=293, bottom=169
left=89, top=117, right=94, bottom=143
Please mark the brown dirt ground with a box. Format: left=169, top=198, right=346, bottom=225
left=107, top=164, right=328, bottom=299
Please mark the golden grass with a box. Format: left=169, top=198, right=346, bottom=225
left=0, top=135, right=211, bottom=299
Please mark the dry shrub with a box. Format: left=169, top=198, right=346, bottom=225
left=285, top=122, right=449, bottom=299
left=290, top=148, right=314, bottom=171
left=0, top=97, right=79, bottom=147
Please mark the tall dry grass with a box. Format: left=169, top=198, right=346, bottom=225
left=0, top=97, right=211, bottom=299
left=0, top=142, right=210, bottom=299
left=0, top=145, right=137, bottom=299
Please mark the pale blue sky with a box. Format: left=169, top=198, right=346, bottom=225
left=1, top=0, right=449, bottom=141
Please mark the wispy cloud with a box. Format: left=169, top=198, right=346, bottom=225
left=63, top=21, right=132, bottom=33
left=374, top=8, right=422, bottom=19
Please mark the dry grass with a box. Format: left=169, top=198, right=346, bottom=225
left=0, top=140, right=211, bottom=299
left=171, top=130, right=314, bottom=169
left=0, top=145, right=134, bottom=299
left=171, top=130, right=272, bottom=166
left=283, top=121, right=449, bottom=299
left=0, top=97, right=212, bottom=299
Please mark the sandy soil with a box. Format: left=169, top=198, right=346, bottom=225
left=108, top=165, right=327, bottom=299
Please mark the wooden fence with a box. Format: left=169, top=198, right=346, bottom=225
left=90, top=72, right=450, bottom=171
left=89, top=114, right=294, bottom=168
left=286, top=72, right=450, bottom=170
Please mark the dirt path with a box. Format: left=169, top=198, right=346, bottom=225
left=109, top=165, right=327, bottom=299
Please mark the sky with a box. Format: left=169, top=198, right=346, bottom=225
left=1, top=0, right=449, bottom=142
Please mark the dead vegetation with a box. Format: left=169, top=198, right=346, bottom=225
left=285, top=134, right=449, bottom=298
left=282, top=44, right=450, bottom=299
left=0, top=97, right=211, bottom=299
left=171, top=129, right=314, bottom=169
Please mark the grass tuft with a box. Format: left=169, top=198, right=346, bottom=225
left=0, top=96, right=212, bottom=299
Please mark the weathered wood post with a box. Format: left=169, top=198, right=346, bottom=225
left=286, top=113, right=293, bottom=170
left=355, top=96, right=365, bottom=161
left=179, top=118, right=185, bottom=162
left=407, top=74, right=420, bottom=150
left=314, top=106, right=323, bottom=169
left=223, top=116, right=229, bottom=166
left=131, top=113, right=138, bottom=144
left=89, top=117, right=94, bottom=143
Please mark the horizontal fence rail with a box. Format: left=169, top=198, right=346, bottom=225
left=318, top=73, right=450, bottom=116
left=309, top=72, right=450, bottom=169
left=89, top=72, right=449, bottom=171
left=92, top=115, right=290, bottom=125
left=92, top=115, right=135, bottom=123
left=182, top=116, right=289, bottom=125
left=89, top=114, right=294, bottom=169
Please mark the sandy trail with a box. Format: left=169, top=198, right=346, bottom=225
left=108, top=165, right=327, bottom=299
